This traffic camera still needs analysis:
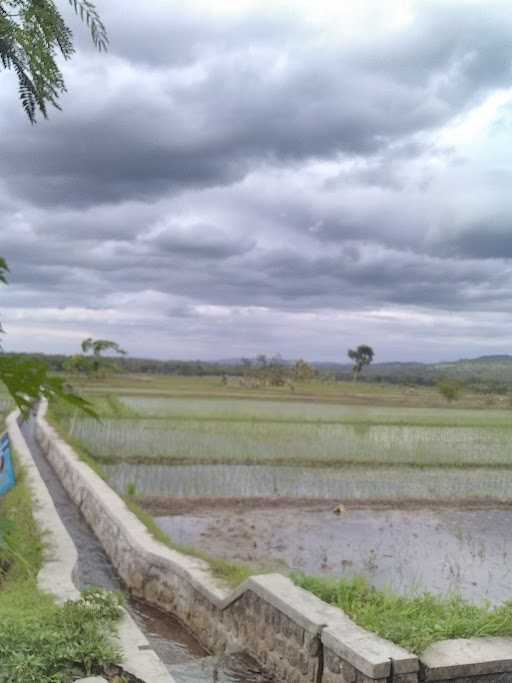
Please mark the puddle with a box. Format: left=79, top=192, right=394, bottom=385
left=156, top=506, right=512, bottom=605
left=104, top=462, right=512, bottom=502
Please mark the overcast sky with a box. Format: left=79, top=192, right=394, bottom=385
left=2, top=0, right=512, bottom=362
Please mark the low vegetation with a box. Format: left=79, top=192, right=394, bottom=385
left=0, top=458, right=123, bottom=682
left=293, top=574, right=512, bottom=654
left=437, top=378, right=464, bottom=402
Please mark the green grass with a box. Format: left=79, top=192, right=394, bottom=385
left=0, top=457, right=44, bottom=585
left=293, top=574, right=512, bottom=654
left=0, top=458, right=123, bottom=682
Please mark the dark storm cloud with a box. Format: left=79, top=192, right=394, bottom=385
left=143, top=224, right=256, bottom=259
left=231, top=244, right=506, bottom=312
left=3, top=1, right=512, bottom=209
left=439, top=221, right=512, bottom=259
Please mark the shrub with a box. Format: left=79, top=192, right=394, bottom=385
left=437, top=379, right=463, bottom=402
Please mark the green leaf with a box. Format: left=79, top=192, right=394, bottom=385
left=0, top=354, right=97, bottom=418
left=0, top=0, right=107, bottom=122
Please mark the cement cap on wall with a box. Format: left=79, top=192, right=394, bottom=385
left=422, top=637, right=512, bottom=680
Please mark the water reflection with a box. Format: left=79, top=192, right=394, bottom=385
left=156, top=507, right=512, bottom=606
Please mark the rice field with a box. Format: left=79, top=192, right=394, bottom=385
left=50, top=387, right=512, bottom=501
left=58, top=398, right=512, bottom=467
left=119, top=396, right=512, bottom=428
left=104, top=462, right=512, bottom=501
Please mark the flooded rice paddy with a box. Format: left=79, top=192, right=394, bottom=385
left=118, top=397, right=512, bottom=427
left=105, top=461, right=512, bottom=604
left=155, top=506, right=512, bottom=605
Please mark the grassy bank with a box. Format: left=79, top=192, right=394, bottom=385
left=0, top=457, right=123, bottom=682
left=293, top=574, right=512, bottom=654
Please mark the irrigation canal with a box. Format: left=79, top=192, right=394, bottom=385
left=20, top=416, right=272, bottom=683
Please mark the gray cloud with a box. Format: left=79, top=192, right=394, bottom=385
left=142, top=224, right=256, bottom=259
left=439, top=220, right=512, bottom=259
left=2, top=0, right=512, bottom=361
left=3, top=1, right=512, bottom=209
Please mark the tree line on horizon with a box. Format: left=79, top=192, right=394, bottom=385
left=4, top=348, right=511, bottom=395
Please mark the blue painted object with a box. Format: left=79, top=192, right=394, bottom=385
left=0, top=432, right=15, bottom=497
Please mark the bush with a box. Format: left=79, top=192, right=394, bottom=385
left=0, top=588, right=122, bottom=682
left=437, top=379, right=463, bottom=402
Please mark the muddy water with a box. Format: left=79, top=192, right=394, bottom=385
left=156, top=506, right=512, bottom=606
left=20, top=417, right=271, bottom=683
left=104, top=462, right=512, bottom=502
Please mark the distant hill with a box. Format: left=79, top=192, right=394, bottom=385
left=310, top=355, right=512, bottom=388
left=431, top=355, right=512, bottom=384
left=453, top=355, right=512, bottom=363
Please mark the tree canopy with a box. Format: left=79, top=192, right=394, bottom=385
left=81, top=338, right=126, bottom=358
left=64, top=337, right=127, bottom=377
left=347, top=344, right=375, bottom=381
left=0, top=3, right=106, bottom=416
left=0, top=0, right=107, bottom=123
